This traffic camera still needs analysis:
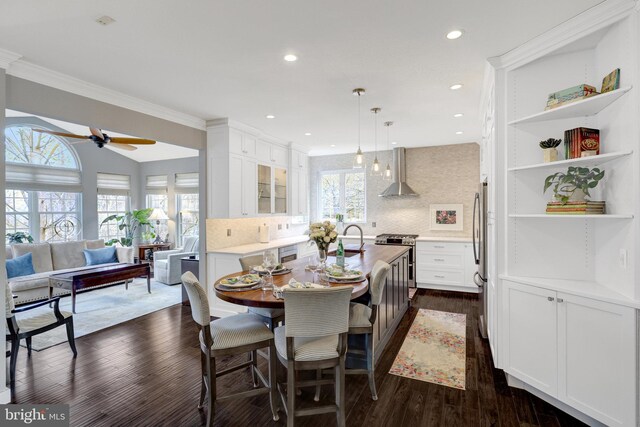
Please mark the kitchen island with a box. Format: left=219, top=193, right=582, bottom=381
left=214, top=243, right=411, bottom=361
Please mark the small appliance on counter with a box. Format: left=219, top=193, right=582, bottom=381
left=259, top=223, right=270, bottom=243
left=374, top=234, right=417, bottom=288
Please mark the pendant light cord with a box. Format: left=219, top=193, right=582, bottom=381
left=357, top=93, right=361, bottom=150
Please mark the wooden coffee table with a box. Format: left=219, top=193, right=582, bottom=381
left=48, top=263, right=151, bottom=313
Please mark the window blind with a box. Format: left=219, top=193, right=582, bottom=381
left=97, top=172, right=131, bottom=196
left=174, top=172, right=199, bottom=193
left=146, top=175, right=168, bottom=194
left=6, top=163, right=82, bottom=192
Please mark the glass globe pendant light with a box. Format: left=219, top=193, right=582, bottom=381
left=352, top=88, right=366, bottom=169
left=383, top=121, right=393, bottom=181
left=370, top=107, right=383, bottom=177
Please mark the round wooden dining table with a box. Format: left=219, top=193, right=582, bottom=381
left=213, top=256, right=370, bottom=309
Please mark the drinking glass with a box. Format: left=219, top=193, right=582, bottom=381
left=262, top=251, right=278, bottom=291
left=307, top=253, right=320, bottom=283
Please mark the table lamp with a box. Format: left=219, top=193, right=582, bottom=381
left=148, top=208, right=169, bottom=243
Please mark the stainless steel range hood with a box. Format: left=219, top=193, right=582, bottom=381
left=379, top=147, right=419, bottom=197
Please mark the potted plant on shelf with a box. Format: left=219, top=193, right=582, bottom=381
left=6, top=232, right=34, bottom=244
left=100, top=208, right=155, bottom=247
left=539, top=138, right=562, bottom=162
left=544, top=166, right=605, bottom=204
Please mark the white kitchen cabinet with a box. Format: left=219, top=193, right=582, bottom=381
left=289, top=149, right=309, bottom=217
left=229, top=128, right=256, bottom=158
left=257, top=139, right=288, bottom=167
left=258, top=164, right=287, bottom=215
left=229, top=154, right=256, bottom=218
left=503, top=280, right=637, bottom=427
left=416, top=241, right=476, bottom=292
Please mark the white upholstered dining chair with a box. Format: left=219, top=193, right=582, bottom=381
left=239, top=254, right=285, bottom=330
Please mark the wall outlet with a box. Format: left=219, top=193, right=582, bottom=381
left=372, top=222, right=376, bottom=228
left=278, top=224, right=282, bottom=230
left=227, top=229, right=231, bottom=237
left=619, top=249, right=628, bottom=269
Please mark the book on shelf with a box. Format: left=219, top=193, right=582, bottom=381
left=563, top=127, right=600, bottom=159
left=601, top=68, right=620, bottom=93
left=546, top=200, right=606, bottom=215
left=545, top=84, right=599, bottom=110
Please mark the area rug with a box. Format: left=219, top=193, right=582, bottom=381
left=389, top=308, right=466, bottom=389
left=17, top=279, right=182, bottom=351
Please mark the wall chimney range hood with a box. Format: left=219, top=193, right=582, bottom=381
left=379, top=147, right=419, bottom=197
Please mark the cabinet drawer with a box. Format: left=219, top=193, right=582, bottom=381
left=416, top=242, right=464, bottom=253
left=417, top=251, right=464, bottom=269
left=417, top=268, right=464, bottom=285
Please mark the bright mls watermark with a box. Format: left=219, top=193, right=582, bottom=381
left=1, top=404, right=69, bottom=426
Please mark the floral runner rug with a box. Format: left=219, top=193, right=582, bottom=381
left=389, top=308, right=466, bottom=389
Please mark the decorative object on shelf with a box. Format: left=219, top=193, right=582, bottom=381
left=370, top=107, right=383, bottom=177
left=545, top=84, right=599, bottom=110
left=601, top=68, right=620, bottom=93
left=383, top=121, right=394, bottom=181
left=563, top=127, right=600, bottom=159
left=352, top=88, right=366, bottom=169
left=543, top=166, right=605, bottom=204
left=429, top=204, right=464, bottom=231
left=546, top=200, right=606, bottom=215
left=6, top=232, right=34, bottom=244
left=100, top=208, right=154, bottom=247
left=539, top=138, right=562, bottom=162
left=308, top=221, right=338, bottom=266
left=148, top=208, right=169, bottom=244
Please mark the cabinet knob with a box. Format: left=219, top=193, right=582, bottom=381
left=547, top=296, right=554, bottom=301
left=557, top=298, right=564, bottom=303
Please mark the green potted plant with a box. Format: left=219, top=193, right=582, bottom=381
left=6, top=232, right=34, bottom=244
left=539, top=138, right=562, bottom=162
left=544, top=166, right=605, bottom=204
left=100, top=208, right=155, bottom=247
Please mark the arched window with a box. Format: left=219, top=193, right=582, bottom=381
left=5, top=123, right=83, bottom=243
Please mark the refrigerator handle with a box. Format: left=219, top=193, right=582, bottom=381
left=473, top=272, right=484, bottom=288
left=472, top=192, right=480, bottom=265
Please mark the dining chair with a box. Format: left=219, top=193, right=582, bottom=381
left=5, top=284, right=77, bottom=402
left=239, top=254, right=285, bottom=331
left=181, top=272, right=279, bottom=426
left=275, top=285, right=352, bottom=427
left=345, top=260, right=390, bottom=400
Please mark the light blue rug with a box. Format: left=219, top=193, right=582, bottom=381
left=18, top=279, right=182, bottom=351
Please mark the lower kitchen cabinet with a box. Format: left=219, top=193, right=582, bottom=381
left=416, top=241, right=477, bottom=292
left=502, top=280, right=637, bottom=427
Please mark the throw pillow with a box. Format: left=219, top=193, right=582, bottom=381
left=83, top=246, right=118, bottom=266
left=6, top=252, right=36, bottom=279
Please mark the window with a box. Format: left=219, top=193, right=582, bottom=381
left=177, top=193, right=199, bottom=246
left=319, top=170, right=366, bottom=222
left=5, top=124, right=83, bottom=243
left=146, top=194, right=169, bottom=241
left=97, top=194, right=129, bottom=241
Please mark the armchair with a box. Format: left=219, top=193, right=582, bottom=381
left=153, top=236, right=199, bottom=285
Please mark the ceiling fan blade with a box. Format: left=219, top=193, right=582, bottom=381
left=89, top=127, right=105, bottom=140
left=109, top=143, right=137, bottom=151
left=110, top=137, right=156, bottom=145
left=31, top=128, right=89, bottom=139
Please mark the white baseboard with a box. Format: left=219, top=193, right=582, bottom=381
left=417, top=282, right=479, bottom=293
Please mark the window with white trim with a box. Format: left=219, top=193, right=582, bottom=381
left=97, top=173, right=131, bottom=241
left=175, top=172, right=199, bottom=247
left=146, top=194, right=169, bottom=241
left=318, top=170, right=366, bottom=223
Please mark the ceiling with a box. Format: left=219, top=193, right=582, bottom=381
left=1, top=0, right=603, bottom=156
left=6, top=109, right=199, bottom=162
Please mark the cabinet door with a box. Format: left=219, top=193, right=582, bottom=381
left=229, top=128, right=244, bottom=156
left=503, top=281, right=558, bottom=397
left=298, top=169, right=308, bottom=215
left=290, top=168, right=300, bottom=216
left=242, top=158, right=257, bottom=216
left=242, top=134, right=257, bottom=157
left=257, top=164, right=272, bottom=214
left=228, top=155, right=244, bottom=217
left=274, top=168, right=287, bottom=214
left=557, top=294, right=636, bottom=427
left=271, top=145, right=288, bottom=166
left=463, top=244, right=475, bottom=287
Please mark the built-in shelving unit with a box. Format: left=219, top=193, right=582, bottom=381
left=507, top=150, right=632, bottom=172
left=508, top=214, right=633, bottom=219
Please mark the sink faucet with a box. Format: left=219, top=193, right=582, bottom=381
left=343, top=224, right=364, bottom=252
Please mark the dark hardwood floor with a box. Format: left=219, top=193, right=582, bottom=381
left=12, top=289, right=587, bottom=426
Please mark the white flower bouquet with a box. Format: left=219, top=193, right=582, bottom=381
left=308, top=221, right=338, bottom=251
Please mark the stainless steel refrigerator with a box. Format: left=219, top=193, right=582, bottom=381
left=473, top=180, right=488, bottom=339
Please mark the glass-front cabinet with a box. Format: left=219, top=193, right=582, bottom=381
left=257, top=164, right=287, bottom=215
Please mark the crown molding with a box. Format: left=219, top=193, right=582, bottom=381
left=206, top=117, right=290, bottom=147
left=0, top=48, right=21, bottom=70
left=493, top=0, right=636, bottom=70
left=6, top=59, right=206, bottom=130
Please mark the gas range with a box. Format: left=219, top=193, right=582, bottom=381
left=374, top=234, right=419, bottom=246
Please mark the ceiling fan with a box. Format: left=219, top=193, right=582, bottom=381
left=31, top=127, right=156, bottom=151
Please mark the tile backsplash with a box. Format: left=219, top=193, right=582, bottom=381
left=206, top=216, right=308, bottom=251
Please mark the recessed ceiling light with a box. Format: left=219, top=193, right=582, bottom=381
left=456, top=131, right=464, bottom=135
left=446, top=30, right=463, bottom=40
left=330, top=144, right=336, bottom=147
left=391, top=141, right=397, bottom=145
left=304, top=132, right=311, bottom=136
left=450, top=84, right=463, bottom=90
left=265, top=115, right=275, bottom=119
left=453, top=113, right=464, bottom=118
left=284, top=54, right=298, bottom=62
left=95, top=15, right=116, bottom=26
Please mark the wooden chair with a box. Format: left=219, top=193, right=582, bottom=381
left=345, top=260, right=390, bottom=400
left=5, top=284, right=77, bottom=402
left=275, top=285, right=352, bottom=427
left=180, top=272, right=279, bottom=426
left=239, top=254, right=285, bottom=331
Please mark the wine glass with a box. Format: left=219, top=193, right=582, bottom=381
left=262, top=251, right=278, bottom=291
left=307, top=253, right=320, bottom=283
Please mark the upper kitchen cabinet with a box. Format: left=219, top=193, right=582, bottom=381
left=257, top=139, right=288, bottom=167
left=229, top=128, right=257, bottom=158
left=290, top=147, right=309, bottom=217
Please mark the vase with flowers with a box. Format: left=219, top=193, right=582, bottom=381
left=308, top=221, right=338, bottom=267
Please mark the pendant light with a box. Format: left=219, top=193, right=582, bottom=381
left=383, top=121, right=393, bottom=181
left=352, top=88, right=366, bottom=169
left=370, top=107, right=382, bottom=176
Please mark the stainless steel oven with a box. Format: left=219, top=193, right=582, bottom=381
left=374, top=234, right=417, bottom=288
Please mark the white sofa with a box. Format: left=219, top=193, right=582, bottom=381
left=6, top=239, right=134, bottom=305
left=153, top=236, right=199, bottom=285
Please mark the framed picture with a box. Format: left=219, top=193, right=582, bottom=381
left=429, top=204, right=464, bottom=231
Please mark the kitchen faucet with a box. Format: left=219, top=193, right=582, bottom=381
left=343, top=224, right=365, bottom=252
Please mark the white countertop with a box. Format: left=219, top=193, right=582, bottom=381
left=207, top=235, right=309, bottom=255
left=416, top=236, right=472, bottom=243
